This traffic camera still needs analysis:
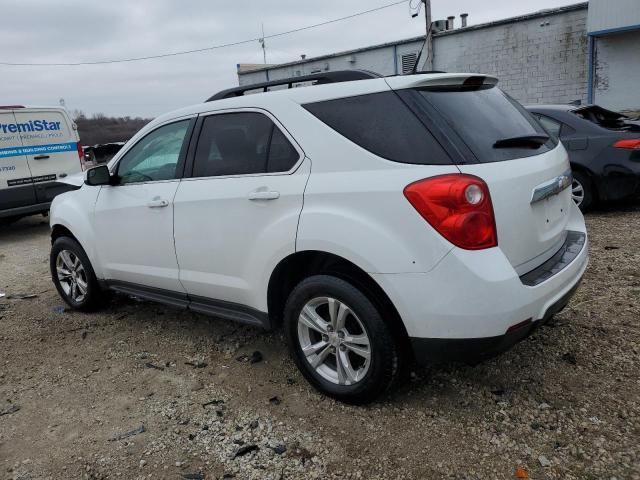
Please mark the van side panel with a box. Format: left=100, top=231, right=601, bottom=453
left=12, top=108, right=81, bottom=204
left=0, top=111, right=37, bottom=213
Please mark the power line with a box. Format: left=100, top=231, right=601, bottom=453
left=0, top=0, right=408, bottom=67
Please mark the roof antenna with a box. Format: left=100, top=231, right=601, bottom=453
left=259, top=23, right=267, bottom=64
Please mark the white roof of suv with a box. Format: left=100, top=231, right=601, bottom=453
left=149, top=73, right=498, bottom=130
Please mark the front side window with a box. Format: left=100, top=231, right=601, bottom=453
left=192, top=112, right=299, bottom=178
left=116, top=120, right=190, bottom=184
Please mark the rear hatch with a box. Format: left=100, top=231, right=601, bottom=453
left=388, top=74, right=573, bottom=274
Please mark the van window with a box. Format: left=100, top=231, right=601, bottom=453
left=116, top=120, right=189, bottom=184
left=192, top=112, right=299, bottom=177
left=303, top=92, right=452, bottom=165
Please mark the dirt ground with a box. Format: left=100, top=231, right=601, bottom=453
left=1, top=202, right=639, bottom=480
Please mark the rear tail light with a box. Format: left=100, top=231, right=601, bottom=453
left=77, top=142, right=86, bottom=171
left=613, top=139, right=640, bottom=150
left=403, top=174, right=498, bottom=250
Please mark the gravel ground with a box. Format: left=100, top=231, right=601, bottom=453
left=0, top=202, right=639, bottom=480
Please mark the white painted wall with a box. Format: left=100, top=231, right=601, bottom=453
left=594, top=30, right=640, bottom=111
left=432, top=8, right=589, bottom=105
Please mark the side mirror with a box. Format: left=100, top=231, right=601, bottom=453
left=85, top=165, right=112, bottom=186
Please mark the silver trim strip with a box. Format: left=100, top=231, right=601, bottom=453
left=530, top=169, right=572, bottom=204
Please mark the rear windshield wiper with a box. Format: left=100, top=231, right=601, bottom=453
left=493, top=134, right=549, bottom=149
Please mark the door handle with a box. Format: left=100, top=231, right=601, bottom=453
left=147, top=199, right=169, bottom=208
left=248, top=190, right=280, bottom=201
left=33, top=155, right=50, bottom=160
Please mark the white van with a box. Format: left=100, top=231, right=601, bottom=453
left=0, top=106, right=83, bottom=223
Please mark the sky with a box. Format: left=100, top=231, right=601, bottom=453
left=1, top=0, right=579, bottom=118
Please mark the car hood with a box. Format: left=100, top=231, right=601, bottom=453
left=57, top=171, right=84, bottom=187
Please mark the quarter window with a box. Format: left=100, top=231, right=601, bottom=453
left=303, top=91, right=452, bottom=165
left=116, top=120, right=190, bottom=184
left=192, top=112, right=299, bottom=178
left=534, top=114, right=562, bottom=138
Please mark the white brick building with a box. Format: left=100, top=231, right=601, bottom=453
left=237, top=2, right=640, bottom=111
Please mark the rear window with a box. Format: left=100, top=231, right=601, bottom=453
left=417, top=86, right=557, bottom=163
left=303, top=91, right=452, bottom=165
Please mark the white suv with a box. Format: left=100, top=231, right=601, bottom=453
left=49, top=72, right=588, bottom=404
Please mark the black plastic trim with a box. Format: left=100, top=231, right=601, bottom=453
left=189, top=295, right=270, bottom=328
left=206, top=70, right=381, bottom=102
left=410, top=279, right=582, bottom=365
left=520, top=231, right=586, bottom=286
left=104, top=280, right=270, bottom=329
left=106, top=280, right=189, bottom=309
left=0, top=201, right=50, bottom=219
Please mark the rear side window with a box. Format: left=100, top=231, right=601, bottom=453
left=532, top=114, right=562, bottom=138
left=193, top=112, right=299, bottom=177
left=417, top=86, right=557, bottom=163
left=303, top=91, right=452, bottom=165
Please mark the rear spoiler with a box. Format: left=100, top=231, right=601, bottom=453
left=385, top=73, right=499, bottom=91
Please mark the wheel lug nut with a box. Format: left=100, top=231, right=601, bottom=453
left=322, top=334, right=329, bottom=342
left=326, top=325, right=333, bottom=332
left=339, top=345, right=347, bottom=352
left=338, top=331, right=345, bottom=339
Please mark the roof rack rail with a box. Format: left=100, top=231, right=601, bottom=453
left=205, top=69, right=382, bottom=102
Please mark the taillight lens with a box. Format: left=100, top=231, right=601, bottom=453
left=77, top=142, right=85, bottom=170
left=614, top=139, right=640, bottom=150
left=404, top=174, right=498, bottom=250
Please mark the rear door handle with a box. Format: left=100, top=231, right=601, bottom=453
left=33, top=155, right=50, bottom=160
left=147, top=199, right=169, bottom=208
left=248, top=190, right=280, bottom=201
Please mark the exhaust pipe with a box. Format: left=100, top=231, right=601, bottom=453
left=461, top=13, right=468, bottom=28
left=447, top=16, right=455, bottom=30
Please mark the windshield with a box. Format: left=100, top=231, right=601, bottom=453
left=416, top=86, right=557, bottom=163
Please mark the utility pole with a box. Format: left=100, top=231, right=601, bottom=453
left=422, top=0, right=433, bottom=71
left=411, top=0, right=433, bottom=73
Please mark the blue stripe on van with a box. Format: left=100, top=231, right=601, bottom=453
left=0, top=141, right=77, bottom=159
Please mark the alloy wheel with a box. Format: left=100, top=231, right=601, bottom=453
left=56, top=249, right=88, bottom=303
left=571, top=179, right=585, bottom=207
left=297, top=297, right=371, bottom=386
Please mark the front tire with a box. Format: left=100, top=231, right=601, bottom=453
left=50, top=236, right=105, bottom=312
left=284, top=275, right=400, bottom=404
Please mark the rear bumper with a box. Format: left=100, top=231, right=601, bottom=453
left=409, top=279, right=581, bottom=365
left=372, top=205, right=588, bottom=364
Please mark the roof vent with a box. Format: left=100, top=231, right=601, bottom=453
left=401, top=52, right=418, bottom=74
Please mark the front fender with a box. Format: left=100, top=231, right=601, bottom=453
left=50, top=186, right=103, bottom=279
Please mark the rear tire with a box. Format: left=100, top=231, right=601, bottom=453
left=284, top=275, right=400, bottom=404
left=572, top=170, right=594, bottom=211
left=50, top=236, right=105, bottom=312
